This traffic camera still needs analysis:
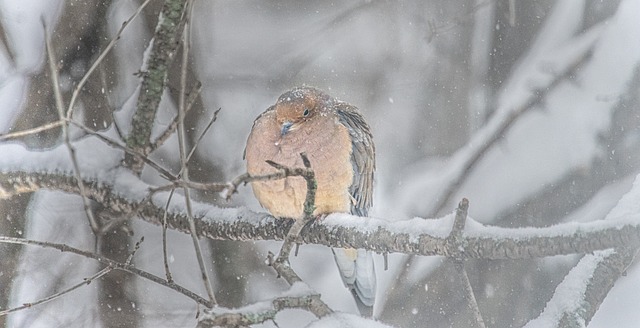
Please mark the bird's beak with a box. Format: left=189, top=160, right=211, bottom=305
left=281, top=121, right=293, bottom=136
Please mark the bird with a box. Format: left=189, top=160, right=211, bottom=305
left=244, top=86, right=376, bottom=316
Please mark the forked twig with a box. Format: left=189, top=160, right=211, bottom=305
left=0, top=236, right=213, bottom=308
left=0, top=266, right=113, bottom=316
left=175, top=0, right=216, bottom=306
left=44, top=21, right=100, bottom=234
left=66, top=0, right=153, bottom=120
left=149, top=82, right=203, bottom=153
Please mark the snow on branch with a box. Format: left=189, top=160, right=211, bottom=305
left=526, top=171, right=640, bottom=327
left=1, top=168, right=640, bottom=261
left=524, top=248, right=637, bottom=328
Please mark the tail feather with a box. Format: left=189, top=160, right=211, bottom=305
left=332, top=248, right=376, bottom=317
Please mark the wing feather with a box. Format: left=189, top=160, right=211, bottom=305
left=335, top=103, right=375, bottom=217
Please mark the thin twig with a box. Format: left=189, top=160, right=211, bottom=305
left=66, top=0, right=153, bottom=120
left=455, top=261, right=486, bottom=328
left=44, top=21, right=100, bottom=234
left=162, top=190, right=176, bottom=283
left=0, top=238, right=144, bottom=317
left=185, top=108, right=221, bottom=163
left=176, top=0, right=216, bottom=306
left=0, top=120, right=63, bottom=141
left=150, top=157, right=313, bottom=201
left=148, top=82, right=203, bottom=153
left=0, top=236, right=213, bottom=308
left=67, top=119, right=177, bottom=181
left=0, top=266, right=114, bottom=317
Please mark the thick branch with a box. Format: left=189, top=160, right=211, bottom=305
left=125, top=0, right=187, bottom=169
left=1, top=170, right=640, bottom=260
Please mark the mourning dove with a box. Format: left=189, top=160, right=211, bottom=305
left=244, top=86, right=376, bottom=316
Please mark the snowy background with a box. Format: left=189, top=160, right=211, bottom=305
left=1, top=0, right=640, bottom=327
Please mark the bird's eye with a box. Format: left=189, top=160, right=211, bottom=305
left=302, top=108, right=310, bottom=117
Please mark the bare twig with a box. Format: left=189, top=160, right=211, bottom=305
left=0, top=238, right=143, bottom=316
left=0, top=236, right=214, bottom=308
left=0, top=266, right=113, bottom=316
left=176, top=0, right=216, bottom=306
left=0, top=120, right=63, bottom=141
left=185, top=108, right=221, bottom=163
left=455, top=261, right=486, bottom=328
left=67, top=119, right=177, bottom=181
left=151, top=153, right=313, bottom=201
left=148, top=82, right=203, bottom=153
left=44, top=21, right=100, bottom=234
left=66, top=0, right=153, bottom=120
left=161, top=189, right=176, bottom=283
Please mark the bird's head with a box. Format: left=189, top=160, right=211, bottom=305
left=274, top=86, right=330, bottom=136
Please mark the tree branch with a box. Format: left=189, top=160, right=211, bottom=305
left=125, top=0, right=188, bottom=170
left=1, top=170, right=639, bottom=261
left=525, top=247, right=638, bottom=328
left=0, top=236, right=213, bottom=309
left=197, top=292, right=330, bottom=328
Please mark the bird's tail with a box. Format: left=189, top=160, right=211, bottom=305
left=332, top=248, right=376, bottom=317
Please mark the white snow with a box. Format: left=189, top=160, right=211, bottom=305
left=396, top=0, right=640, bottom=222
left=523, top=249, right=614, bottom=328
left=524, top=171, right=640, bottom=327
left=306, top=312, right=394, bottom=328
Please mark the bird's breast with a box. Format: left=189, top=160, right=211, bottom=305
left=246, top=116, right=354, bottom=219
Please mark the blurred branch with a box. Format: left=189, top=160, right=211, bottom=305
left=429, top=46, right=593, bottom=216
left=525, top=247, right=638, bottom=327
left=1, top=169, right=640, bottom=260
left=125, top=0, right=188, bottom=171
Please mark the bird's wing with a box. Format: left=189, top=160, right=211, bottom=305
left=244, top=105, right=276, bottom=160
left=336, top=103, right=375, bottom=217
